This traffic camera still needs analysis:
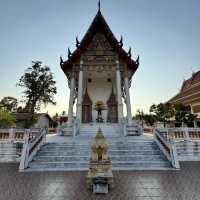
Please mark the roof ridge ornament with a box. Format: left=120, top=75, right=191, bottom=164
left=60, top=56, right=64, bottom=67
left=76, top=36, right=80, bottom=48
left=68, top=48, right=72, bottom=58
left=119, top=36, right=123, bottom=47
left=128, top=47, right=132, bottom=57
left=98, top=0, right=101, bottom=11
left=136, top=55, right=140, bottom=65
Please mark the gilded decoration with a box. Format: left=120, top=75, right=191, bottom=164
left=87, top=128, right=113, bottom=192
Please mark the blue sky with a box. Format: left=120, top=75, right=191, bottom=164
left=0, top=0, right=200, bottom=116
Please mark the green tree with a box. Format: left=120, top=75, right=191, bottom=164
left=0, top=96, right=18, bottom=112
left=134, top=109, right=145, bottom=128
left=143, top=114, right=157, bottom=126
left=24, top=115, right=37, bottom=129
left=150, top=103, right=173, bottom=127
left=17, top=61, right=57, bottom=113
left=174, top=103, right=197, bottom=127
left=0, top=111, right=16, bottom=128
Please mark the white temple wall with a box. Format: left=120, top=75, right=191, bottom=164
left=87, top=78, right=113, bottom=122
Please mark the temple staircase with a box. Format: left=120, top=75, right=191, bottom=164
left=26, top=124, right=172, bottom=171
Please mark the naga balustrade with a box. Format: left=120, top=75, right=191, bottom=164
left=73, top=118, right=80, bottom=137
left=154, top=127, right=200, bottom=168
left=120, top=118, right=127, bottom=136
left=0, top=128, right=42, bottom=143
left=154, top=128, right=180, bottom=169
left=0, top=130, right=10, bottom=141
left=19, top=128, right=46, bottom=171
left=0, top=129, right=26, bottom=143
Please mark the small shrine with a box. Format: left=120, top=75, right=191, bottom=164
left=87, top=128, right=113, bottom=194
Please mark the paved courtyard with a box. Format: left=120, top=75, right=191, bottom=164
left=0, top=162, right=200, bottom=200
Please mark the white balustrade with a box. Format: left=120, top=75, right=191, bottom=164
left=19, top=128, right=46, bottom=171
left=73, top=118, right=80, bottom=137
left=154, top=127, right=200, bottom=168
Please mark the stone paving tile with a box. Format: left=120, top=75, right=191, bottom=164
left=0, top=162, right=200, bottom=200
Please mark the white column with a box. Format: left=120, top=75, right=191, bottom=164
left=67, top=74, right=75, bottom=126
left=116, top=60, right=123, bottom=122
left=76, top=60, right=83, bottom=122
left=124, top=76, right=132, bottom=125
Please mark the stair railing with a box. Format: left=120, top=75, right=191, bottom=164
left=168, top=127, right=200, bottom=162
left=154, top=128, right=180, bottom=169
left=73, top=118, right=80, bottom=137
left=19, top=128, right=46, bottom=171
left=120, top=118, right=127, bottom=136
left=0, top=128, right=15, bottom=143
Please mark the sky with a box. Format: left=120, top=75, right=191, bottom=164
left=0, top=0, right=200, bottom=116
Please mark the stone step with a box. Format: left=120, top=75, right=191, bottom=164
left=0, top=151, right=17, bottom=155
left=0, top=143, right=19, bottom=163
left=28, top=161, right=171, bottom=171
left=0, top=157, right=20, bottom=163
left=34, top=155, right=168, bottom=162
left=27, top=132, right=172, bottom=171
left=177, top=150, right=200, bottom=154
left=37, top=150, right=162, bottom=157
left=45, top=140, right=155, bottom=145
left=41, top=144, right=159, bottom=149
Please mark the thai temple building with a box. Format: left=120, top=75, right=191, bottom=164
left=60, top=6, right=141, bottom=136
left=3, top=2, right=200, bottom=174
left=169, top=70, right=200, bottom=127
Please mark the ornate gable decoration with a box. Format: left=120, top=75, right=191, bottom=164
left=61, top=10, right=139, bottom=75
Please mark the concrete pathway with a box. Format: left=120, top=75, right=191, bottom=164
left=0, top=162, right=199, bottom=200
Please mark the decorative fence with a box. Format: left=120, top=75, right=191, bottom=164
left=0, top=128, right=46, bottom=166
left=0, top=129, right=24, bottom=143
left=154, top=127, right=200, bottom=168
left=73, top=118, right=80, bottom=137
left=19, top=128, right=46, bottom=171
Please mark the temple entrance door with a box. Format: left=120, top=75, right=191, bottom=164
left=82, top=88, right=92, bottom=123
left=107, top=88, right=118, bottom=123
left=82, top=105, right=92, bottom=123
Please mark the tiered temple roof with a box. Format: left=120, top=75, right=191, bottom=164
left=60, top=10, right=139, bottom=76
left=169, top=70, right=200, bottom=105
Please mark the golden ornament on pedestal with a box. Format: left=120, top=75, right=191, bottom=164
left=87, top=128, right=113, bottom=194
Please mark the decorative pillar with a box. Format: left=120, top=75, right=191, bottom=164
left=67, top=72, right=75, bottom=126
left=76, top=60, right=84, bottom=122
left=124, top=76, right=132, bottom=125
left=116, top=60, right=123, bottom=122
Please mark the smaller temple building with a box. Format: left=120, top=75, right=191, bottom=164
left=169, top=70, right=200, bottom=127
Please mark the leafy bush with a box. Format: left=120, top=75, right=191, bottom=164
left=0, top=111, right=16, bottom=128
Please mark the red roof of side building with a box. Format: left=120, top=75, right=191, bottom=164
left=60, top=10, right=139, bottom=77
left=169, top=70, right=200, bottom=105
